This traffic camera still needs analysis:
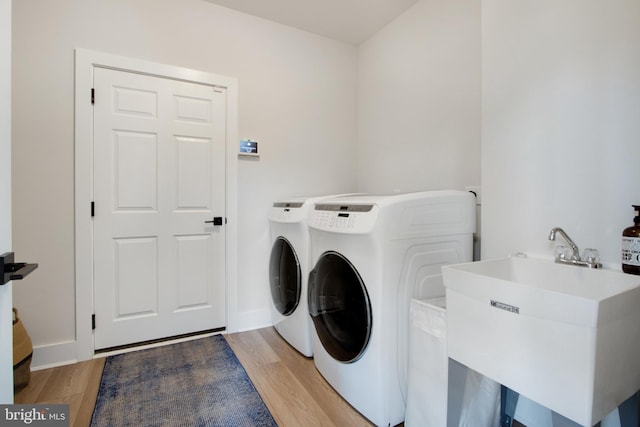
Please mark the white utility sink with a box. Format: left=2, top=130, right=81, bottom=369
left=443, top=256, right=640, bottom=426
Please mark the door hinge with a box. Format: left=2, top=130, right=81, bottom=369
left=91, top=201, right=95, bottom=217
left=91, top=88, right=95, bottom=105
left=91, top=314, right=96, bottom=330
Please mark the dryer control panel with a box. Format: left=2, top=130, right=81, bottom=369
left=310, top=204, right=379, bottom=233
left=268, top=202, right=307, bottom=223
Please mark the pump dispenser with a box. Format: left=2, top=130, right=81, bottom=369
left=622, top=205, right=640, bottom=275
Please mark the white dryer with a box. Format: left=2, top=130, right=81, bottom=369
left=307, top=191, right=475, bottom=427
left=268, top=195, right=355, bottom=357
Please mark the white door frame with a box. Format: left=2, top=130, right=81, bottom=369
left=0, top=0, right=13, bottom=402
left=74, top=49, right=239, bottom=361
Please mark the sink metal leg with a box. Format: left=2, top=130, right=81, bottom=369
left=618, top=391, right=639, bottom=427
left=500, top=386, right=519, bottom=427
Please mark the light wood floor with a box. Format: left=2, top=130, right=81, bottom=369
left=226, top=327, right=374, bottom=427
left=14, top=327, right=374, bottom=427
left=14, top=357, right=105, bottom=427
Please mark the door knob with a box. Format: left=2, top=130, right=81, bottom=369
left=204, top=217, right=224, bottom=226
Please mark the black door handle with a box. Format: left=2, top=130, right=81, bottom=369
left=205, top=217, right=224, bottom=226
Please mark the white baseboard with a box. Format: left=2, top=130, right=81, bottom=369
left=31, top=340, right=78, bottom=370
left=230, top=308, right=272, bottom=333
left=29, top=308, right=273, bottom=370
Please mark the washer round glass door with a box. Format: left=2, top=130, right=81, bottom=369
left=269, top=237, right=302, bottom=316
left=308, top=251, right=372, bottom=363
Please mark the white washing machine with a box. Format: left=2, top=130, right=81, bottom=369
left=307, top=191, right=475, bottom=427
left=268, top=194, right=356, bottom=357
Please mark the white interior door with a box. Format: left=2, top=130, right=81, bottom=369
left=92, top=67, right=226, bottom=350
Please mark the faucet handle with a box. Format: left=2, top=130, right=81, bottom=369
left=582, top=248, right=600, bottom=263
left=554, top=245, right=571, bottom=260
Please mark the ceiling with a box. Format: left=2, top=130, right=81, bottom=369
left=202, top=0, right=419, bottom=45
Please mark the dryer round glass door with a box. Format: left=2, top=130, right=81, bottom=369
left=269, top=237, right=302, bottom=316
left=308, top=251, right=372, bottom=363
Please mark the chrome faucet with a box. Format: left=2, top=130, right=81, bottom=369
left=548, top=227, right=602, bottom=268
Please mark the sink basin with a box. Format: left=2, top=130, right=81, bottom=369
left=443, top=256, right=640, bottom=426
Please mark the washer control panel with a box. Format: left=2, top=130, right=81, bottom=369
left=268, top=202, right=306, bottom=223
left=310, top=204, right=378, bottom=233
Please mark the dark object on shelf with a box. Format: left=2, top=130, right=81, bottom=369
left=1, top=252, right=38, bottom=285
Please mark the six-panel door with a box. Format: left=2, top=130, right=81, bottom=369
left=92, top=67, right=226, bottom=350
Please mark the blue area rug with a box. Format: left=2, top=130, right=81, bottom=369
left=90, top=335, right=277, bottom=427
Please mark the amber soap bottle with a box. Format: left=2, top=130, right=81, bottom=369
left=622, top=205, right=640, bottom=275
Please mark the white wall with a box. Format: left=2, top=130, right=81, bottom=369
left=357, top=0, right=480, bottom=194
left=482, top=1, right=640, bottom=425
left=12, top=0, right=357, bottom=364
left=482, top=0, right=640, bottom=266
left=0, top=0, right=14, bottom=402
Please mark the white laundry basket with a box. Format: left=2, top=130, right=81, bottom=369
left=405, top=297, right=500, bottom=427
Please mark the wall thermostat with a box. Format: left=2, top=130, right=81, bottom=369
left=239, top=139, right=259, bottom=157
